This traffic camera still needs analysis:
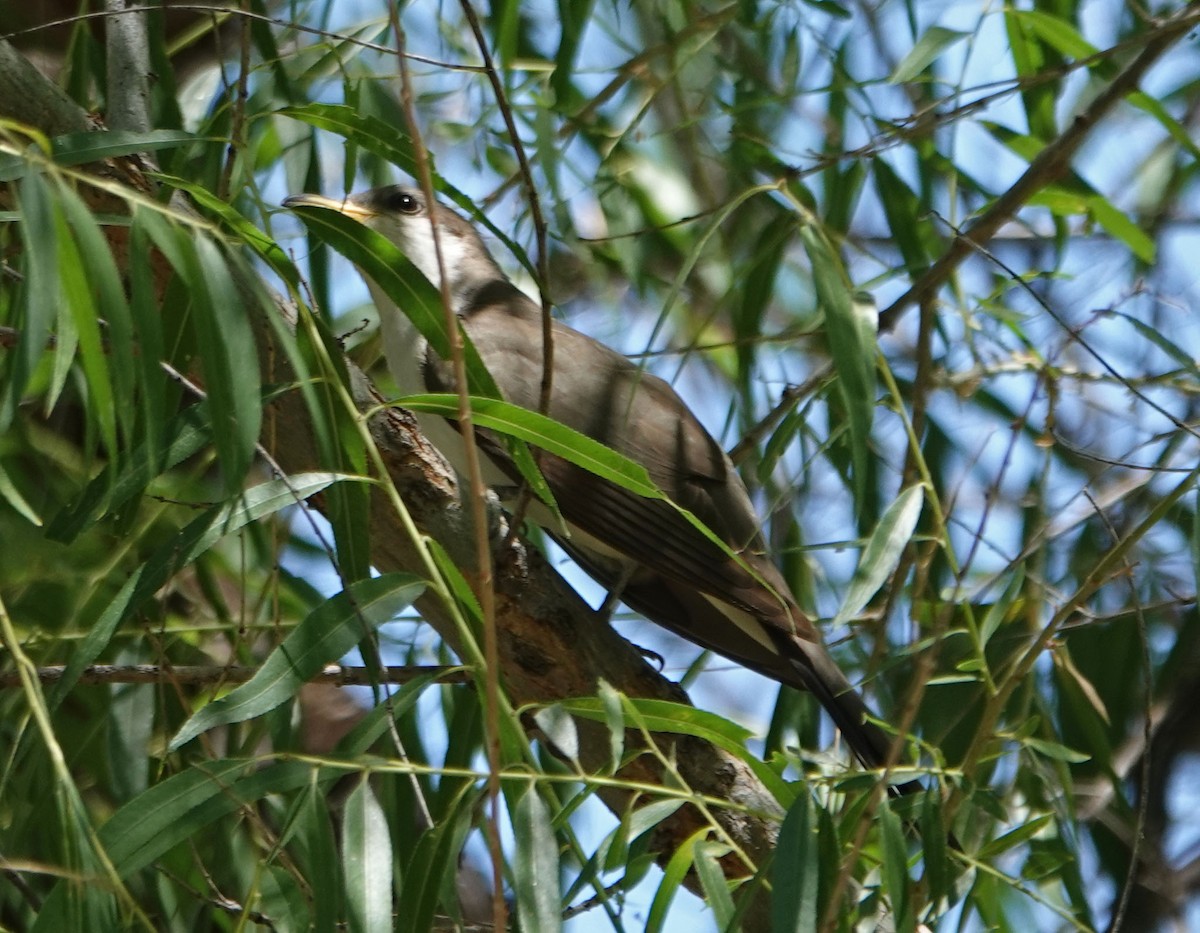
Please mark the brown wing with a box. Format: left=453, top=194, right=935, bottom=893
left=425, top=282, right=817, bottom=642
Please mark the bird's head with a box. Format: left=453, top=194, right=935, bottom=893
left=283, top=185, right=504, bottom=310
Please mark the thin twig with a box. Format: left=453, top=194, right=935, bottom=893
left=388, top=6, right=507, bottom=929
left=0, top=664, right=466, bottom=689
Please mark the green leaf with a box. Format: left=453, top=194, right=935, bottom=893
left=920, top=789, right=950, bottom=906
left=48, top=181, right=118, bottom=457
left=772, top=793, right=820, bottom=933
left=1086, top=195, right=1156, bottom=263
left=398, top=785, right=479, bottom=933
left=978, top=814, right=1053, bottom=858
left=1023, top=737, right=1091, bottom=764
left=873, top=159, right=929, bottom=274
left=110, top=760, right=315, bottom=875
left=694, top=839, right=735, bottom=930
left=803, top=225, right=876, bottom=508
left=562, top=695, right=793, bottom=804
left=646, top=828, right=708, bottom=933
left=889, top=27, right=969, bottom=83
left=153, top=172, right=297, bottom=287
left=0, top=130, right=197, bottom=181
left=343, top=777, right=394, bottom=933
left=169, top=573, right=424, bottom=750
left=2, top=172, right=55, bottom=431
left=127, top=210, right=170, bottom=473
left=834, top=484, right=924, bottom=625
left=800, top=0, right=851, bottom=19
left=513, top=786, right=563, bottom=933
left=598, top=679, right=626, bottom=773
left=1014, top=11, right=1098, bottom=61
left=399, top=394, right=659, bottom=498
left=534, top=704, right=580, bottom=767
left=878, top=795, right=912, bottom=932
left=553, top=0, right=598, bottom=104
left=58, top=183, right=137, bottom=452
left=293, top=781, right=340, bottom=933
left=190, top=234, right=263, bottom=491
left=1129, top=91, right=1200, bottom=162
left=0, top=460, right=42, bottom=525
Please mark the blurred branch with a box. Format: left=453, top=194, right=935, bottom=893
left=104, top=1, right=152, bottom=134
left=0, top=664, right=467, bottom=689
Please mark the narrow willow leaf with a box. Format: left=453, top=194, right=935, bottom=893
left=1015, top=10, right=1099, bottom=61
left=58, top=183, right=137, bottom=452
left=772, top=793, right=820, bottom=933
left=399, top=394, right=658, bottom=497
left=873, top=160, right=929, bottom=273
left=562, top=695, right=793, bottom=804
left=295, top=781, right=340, bottom=933
left=1023, top=737, right=1090, bottom=764
left=598, top=679, right=625, bottom=773
left=1129, top=91, right=1200, bottom=161
left=191, top=235, right=262, bottom=491
left=534, top=704, right=580, bottom=767
left=552, top=0, right=598, bottom=104
left=53, top=129, right=195, bottom=166
left=1086, top=195, right=1156, bottom=263
left=5, top=172, right=58, bottom=431
left=646, top=828, right=708, bottom=933
left=802, top=224, right=876, bottom=508
left=32, top=757, right=319, bottom=927
left=879, top=795, right=912, bottom=932
left=693, top=839, right=735, bottom=930
left=0, top=461, right=41, bottom=525
left=337, top=671, right=444, bottom=757
left=978, top=814, right=1053, bottom=859
left=979, top=565, right=1024, bottom=649
left=834, top=484, right=924, bottom=625
left=128, top=209, right=169, bottom=472
left=56, top=196, right=118, bottom=456
left=152, top=172, right=297, bottom=286
left=343, top=777, right=394, bottom=933
left=889, top=26, right=969, bottom=83
left=514, top=786, right=563, bottom=933
left=398, top=786, right=480, bottom=933
left=107, top=649, right=152, bottom=801
left=169, top=573, right=424, bottom=750
left=920, top=789, right=950, bottom=907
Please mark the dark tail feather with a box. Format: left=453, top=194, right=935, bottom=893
left=784, top=638, right=926, bottom=798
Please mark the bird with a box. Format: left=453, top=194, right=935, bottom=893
left=283, top=184, right=916, bottom=786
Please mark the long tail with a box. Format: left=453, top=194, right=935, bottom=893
left=781, top=634, right=926, bottom=797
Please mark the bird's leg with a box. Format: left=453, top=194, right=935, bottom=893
left=596, top=562, right=637, bottom=623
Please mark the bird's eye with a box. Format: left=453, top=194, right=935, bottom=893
left=387, top=191, right=421, bottom=215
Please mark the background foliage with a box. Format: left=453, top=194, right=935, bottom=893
left=2, top=1, right=1199, bottom=930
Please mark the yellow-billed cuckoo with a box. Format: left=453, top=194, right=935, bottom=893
left=284, top=185, right=911, bottom=781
